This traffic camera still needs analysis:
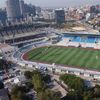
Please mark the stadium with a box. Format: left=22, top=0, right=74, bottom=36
left=10, top=29, right=100, bottom=79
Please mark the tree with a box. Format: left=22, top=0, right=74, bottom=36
left=93, top=85, right=100, bottom=98
left=83, top=91, right=93, bottom=100
left=43, top=74, right=51, bottom=83
left=10, top=85, right=28, bottom=100
left=31, top=70, right=61, bottom=100
left=25, top=81, right=33, bottom=89
left=66, top=91, right=83, bottom=100
left=24, top=70, right=42, bottom=79
left=37, top=89, right=61, bottom=100
left=60, top=74, right=85, bottom=93
left=52, top=91, right=61, bottom=100
left=32, top=73, right=45, bottom=92
left=24, top=71, right=32, bottom=79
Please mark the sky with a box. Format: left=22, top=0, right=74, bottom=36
left=1, top=0, right=100, bottom=8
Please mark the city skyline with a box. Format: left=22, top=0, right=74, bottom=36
left=0, top=0, right=100, bottom=8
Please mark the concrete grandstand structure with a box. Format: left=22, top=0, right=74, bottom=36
left=58, top=32, right=100, bottom=49
left=0, top=23, right=50, bottom=46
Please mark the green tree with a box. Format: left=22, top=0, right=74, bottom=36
left=37, top=89, right=61, bottom=100
left=25, top=81, right=33, bottom=89
left=24, top=71, right=32, bottom=79
left=60, top=74, right=85, bottom=93
left=93, top=85, right=100, bottom=98
left=83, top=91, right=93, bottom=100
left=11, top=85, right=28, bottom=100
left=66, top=91, right=82, bottom=100
left=43, top=74, right=51, bottom=83
left=32, top=73, right=45, bottom=92
left=31, top=70, right=61, bottom=100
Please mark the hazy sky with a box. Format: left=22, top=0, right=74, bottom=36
left=1, top=0, right=100, bottom=8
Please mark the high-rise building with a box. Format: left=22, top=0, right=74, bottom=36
left=90, top=6, right=97, bottom=13
left=24, top=4, right=36, bottom=17
left=19, top=0, right=25, bottom=17
left=96, top=5, right=100, bottom=13
left=36, top=7, right=41, bottom=14
left=6, top=0, right=22, bottom=22
left=0, top=8, right=7, bottom=25
left=55, top=9, right=65, bottom=24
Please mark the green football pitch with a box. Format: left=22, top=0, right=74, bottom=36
left=26, top=46, right=100, bottom=70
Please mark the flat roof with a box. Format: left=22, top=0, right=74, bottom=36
left=0, top=44, right=9, bottom=49
left=4, top=32, right=38, bottom=40
left=63, top=32, right=100, bottom=36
